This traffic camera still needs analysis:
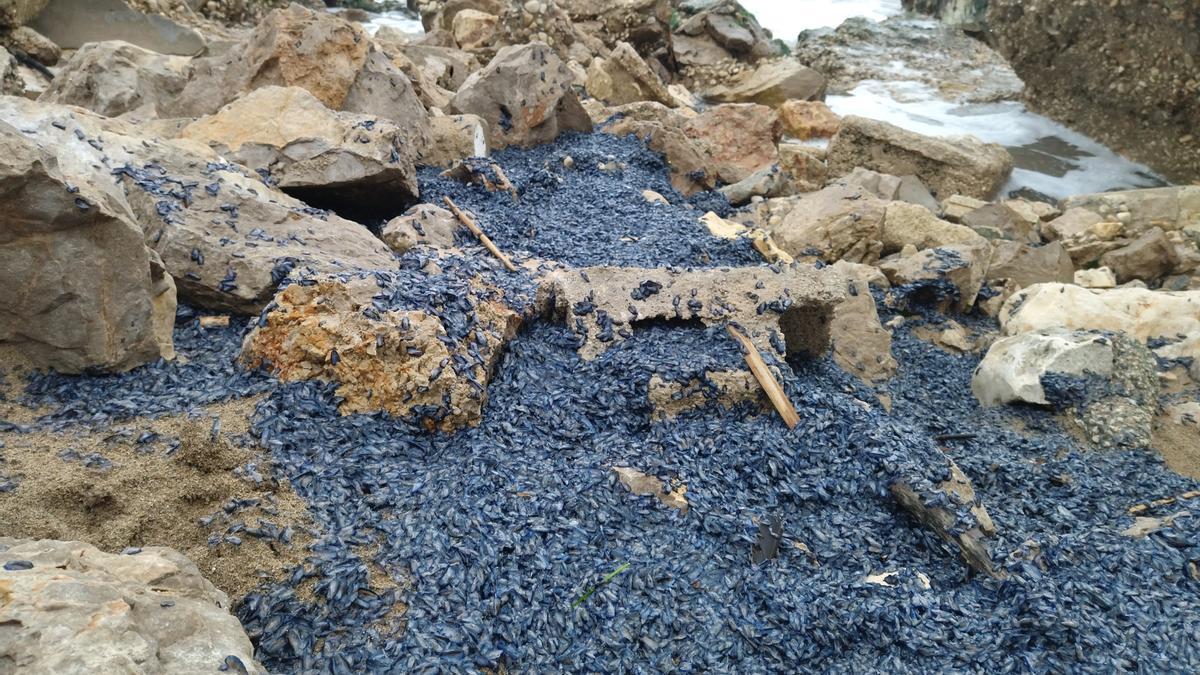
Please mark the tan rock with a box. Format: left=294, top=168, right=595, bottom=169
left=682, top=103, right=780, bottom=184
left=424, top=113, right=489, bottom=167
left=880, top=202, right=988, bottom=255
left=830, top=285, right=897, bottom=383
left=450, top=41, right=591, bottom=149
left=1099, top=227, right=1179, bottom=284
left=1, top=96, right=395, bottom=315
left=778, top=142, right=828, bottom=192
left=941, top=194, right=988, bottom=223
left=242, top=272, right=522, bottom=431
left=585, top=41, right=674, bottom=107
left=987, top=240, right=1074, bottom=288
left=0, top=122, right=175, bottom=373
left=39, top=40, right=190, bottom=119
left=612, top=466, right=689, bottom=513
left=181, top=86, right=419, bottom=215
left=1043, top=207, right=1106, bottom=241
left=600, top=102, right=715, bottom=194
left=380, top=204, right=459, bottom=253
left=1061, top=186, right=1200, bottom=235
left=705, top=59, right=826, bottom=108
left=540, top=264, right=846, bottom=359
left=961, top=202, right=1041, bottom=243
left=826, top=115, right=1013, bottom=200
left=2, top=25, right=58, bottom=65
left=173, top=5, right=430, bottom=152
left=767, top=184, right=888, bottom=263
left=778, top=99, right=841, bottom=140
left=880, top=243, right=990, bottom=312
left=181, top=6, right=365, bottom=112
left=451, top=8, right=497, bottom=50
left=649, top=371, right=765, bottom=420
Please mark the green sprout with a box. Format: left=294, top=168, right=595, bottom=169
left=571, top=562, right=631, bottom=608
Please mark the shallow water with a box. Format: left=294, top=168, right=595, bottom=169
left=741, top=0, right=904, bottom=38
left=827, top=80, right=1165, bottom=200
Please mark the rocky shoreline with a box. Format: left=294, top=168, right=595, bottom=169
left=1, top=0, right=1198, bottom=672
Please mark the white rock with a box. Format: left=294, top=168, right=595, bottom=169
left=1074, top=267, right=1118, bottom=289
left=999, top=283, right=1200, bottom=362
left=0, top=538, right=261, bottom=673
left=972, top=329, right=1115, bottom=405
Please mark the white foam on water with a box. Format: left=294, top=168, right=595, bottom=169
left=740, top=0, right=904, bottom=40
left=329, top=8, right=424, bottom=37
left=364, top=13, right=425, bottom=36
left=826, top=80, right=1163, bottom=199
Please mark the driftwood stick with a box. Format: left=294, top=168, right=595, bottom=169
left=726, top=325, right=799, bottom=429
left=442, top=196, right=518, bottom=272
left=1129, top=490, right=1200, bottom=515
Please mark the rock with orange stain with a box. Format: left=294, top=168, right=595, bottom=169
left=242, top=273, right=522, bottom=432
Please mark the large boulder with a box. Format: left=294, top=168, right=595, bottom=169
left=38, top=41, right=190, bottom=119
left=1, top=96, right=395, bottom=315
left=960, top=201, right=1041, bottom=243
left=450, top=41, right=591, bottom=149
left=29, top=0, right=206, bottom=56
left=0, top=538, right=261, bottom=673
left=829, top=274, right=897, bottom=383
left=180, top=86, right=419, bottom=220
left=973, top=329, right=1159, bottom=449
left=585, top=41, right=675, bottom=107
left=171, top=4, right=430, bottom=152
left=672, top=0, right=779, bottom=62
left=826, top=115, right=1013, bottom=200
left=1000, top=283, right=1200, bottom=364
left=682, top=103, right=780, bottom=184
left=0, top=123, right=175, bottom=373
left=705, top=60, right=827, bottom=108
left=767, top=184, right=888, bottom=263
left=989, top=0, right=1200, bottom=184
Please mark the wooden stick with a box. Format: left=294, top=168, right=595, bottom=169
left=727, top=325, right=799, bottom=429
left=442, top=196, right=518, bottom=272
left=492, top=163, right=518, bottom=200
left=1129, top=490, right=1200, bottom=515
